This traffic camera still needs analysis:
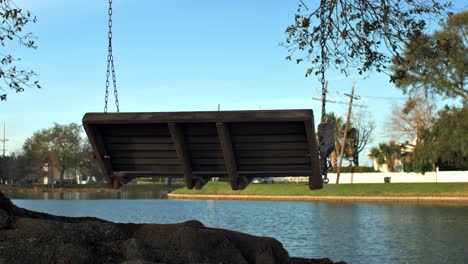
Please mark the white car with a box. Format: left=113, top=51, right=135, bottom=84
left=251, top=177, right=274, bottom=184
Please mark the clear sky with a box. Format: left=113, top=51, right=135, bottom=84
left=1, top=0, right=466, bottom=166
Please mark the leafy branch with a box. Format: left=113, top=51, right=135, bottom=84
left=0, top=0, right=40, bottom=101
left=283, top=0, right=452, bottom=77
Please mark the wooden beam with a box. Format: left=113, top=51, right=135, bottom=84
left=168, top=123, right=195, bottom=189
left=304, top=120, right=323, bottom=190
left=83, top=109, right=313, bottom=124
left=83, top=123, right=118, bottom=188
left=216, top=122, right=242, bottom=190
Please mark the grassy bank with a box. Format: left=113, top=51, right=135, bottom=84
left=171, top=182, right=468, bottom=197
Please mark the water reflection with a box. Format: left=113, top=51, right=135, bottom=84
left=3, top=191, right=167, bottom=200
left=10, top=199, right=468, bottom=264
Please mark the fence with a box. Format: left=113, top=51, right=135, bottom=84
left=277, top=171, right=468, bottom=184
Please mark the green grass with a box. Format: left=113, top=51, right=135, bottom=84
left=171, top=182, right=468, bottom=197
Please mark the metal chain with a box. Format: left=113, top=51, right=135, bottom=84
left=319, top=0, right=330, bottom=183
left=319, top=0, right=326, bottom=124
left=104, top=0, right=120, bottom=113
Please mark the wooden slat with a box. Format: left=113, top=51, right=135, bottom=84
left=232, top=134, right=306, bottom=143
left=183, top=123, right=218, bottom=136
left=105, top=136, right=173, bottom=144
left=111, top=158, right=180, bottom=165
left=230, top=122, right=305, bottom=135
left=186, top=136, right=219, bottom=144
left=236, top=149, right=309, bottom=158
left=192, top=165, right=227, bottom=171
left=191, top=158, right=226, bottom=166
left=188, top=143, right=222, bottom=151
left=113, top=171, right=183, bottom=177
left=190, top=150, right=224, bottom=159
left=238, top=164, right=311, bottom=171
left=234, top=142, right=308, bottom=150
left=216, top=122, right=240, bottom=190
left=237, top=157, right=310, bottom=165
left=304, top=120, right=323, bottom=190
left=100, top=124, right=170, bottom=136
left=107, top=144, right=175, bottom=151
left=168, top=122, right=195, bottom=189
left=109, top=150, right=178, bottom=158
left=113, top=164, right=182, bottom=171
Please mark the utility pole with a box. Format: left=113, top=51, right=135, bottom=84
left=1, top=123, right=8, bottom=184
left=336, top=85, right=358, bottom=184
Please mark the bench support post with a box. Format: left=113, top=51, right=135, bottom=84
left=217, top=122, right=246, bottom=190
left=304, top=120, right=323, bottom=190
left=168, top=123, right=195, bottom=189
left=84, top=125, right=119, bottom=188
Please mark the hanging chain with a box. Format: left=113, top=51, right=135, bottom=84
left=318, top=0, right=331, bottom=184
left=319, top=0, right=327, bottom=124
left=104, top=0, right=120, bottom=113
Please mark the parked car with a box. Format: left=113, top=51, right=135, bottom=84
left=251, top=177, right=274, bottom=184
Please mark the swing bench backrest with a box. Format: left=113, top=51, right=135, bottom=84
left=82, top=109, right=322, bottom=190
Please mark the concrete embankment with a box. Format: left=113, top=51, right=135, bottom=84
left=168, top=193, right=468, bottom=204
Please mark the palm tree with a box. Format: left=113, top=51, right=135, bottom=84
left=324, top=113, right=345, bottom=169
left=368, top=141, right=402, bottom=172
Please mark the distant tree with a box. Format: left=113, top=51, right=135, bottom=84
left=368, top=141, right=402, bottom=172
left=391, top=11, right=467, bottom=100
left=345, top=108, right=375, bottom=166
left=283, top=0, right=451, bottom=77
left=22, top=123, right=87, bottom=183
left=0, top=0, right=40, bottom=101
left=79, top=141, right=104, bottom=182
left=432, top=106, right=468, bottom=169
left=412, top=105, right=468, bottom=172
left=387, top=96, right=435, bottom=142
left=325, top=110, right=374, bottom=167
left=0, top=152, right=36, bottom=184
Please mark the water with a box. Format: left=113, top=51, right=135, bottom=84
left=11, top=198, right=468, bottom=264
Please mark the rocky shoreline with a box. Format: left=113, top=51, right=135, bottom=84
left=0, top=191, right=345, bottom=264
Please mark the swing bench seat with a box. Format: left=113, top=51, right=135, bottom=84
left=82, top=109, right=322, bottom=190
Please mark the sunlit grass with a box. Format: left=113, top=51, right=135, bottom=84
left=171, top=182, right=468, bottom=197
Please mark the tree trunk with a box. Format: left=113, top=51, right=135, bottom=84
left=60, top=166, right=65, bottom=185
left=48, top=150, right=61, bottom=184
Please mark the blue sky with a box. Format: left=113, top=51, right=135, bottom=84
left=1, top=0, right=466, bottom=166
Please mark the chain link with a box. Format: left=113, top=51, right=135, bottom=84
left=104, top=0, right=120, bottom=113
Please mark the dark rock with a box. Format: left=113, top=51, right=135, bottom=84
left=0, top=191, right=346, bottom=264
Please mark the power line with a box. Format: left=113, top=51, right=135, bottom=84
left=359, top=95, right=406, bottom=100
left=312, top=97, right=365, bottom=107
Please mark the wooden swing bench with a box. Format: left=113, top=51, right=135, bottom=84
left=82, top=109, right=323, bottom=190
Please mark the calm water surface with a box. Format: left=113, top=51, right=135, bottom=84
left=11, top=197, right=468, bottom=264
